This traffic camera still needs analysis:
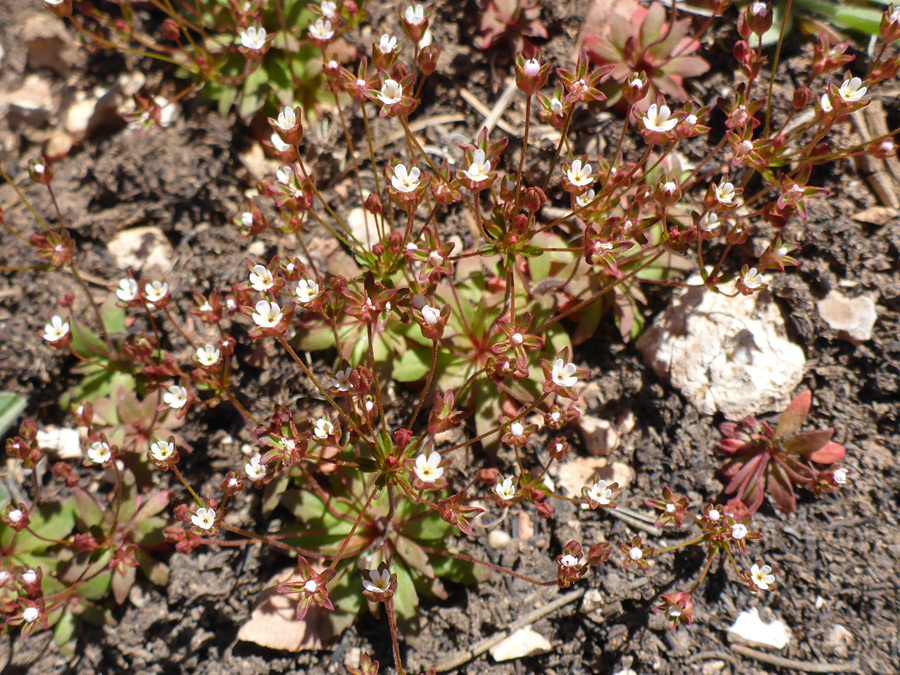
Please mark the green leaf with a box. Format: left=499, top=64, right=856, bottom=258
left=69, top=320, right=109, bottom=359
left=399, top=511, right=451, bottom=541
left=392, top=348, right=432, bottom=382
left=137, top=549, right=169, bottom=586
left=100, top=298, right=126, bottom=334
left=4, top=499, right=77, bottom=555
left=392, top=563, right=419, bottom=621
left=77, top=570, right=112, bottom=600
left=394, top=535, right=434, bottom=578
left=72, top=487, right=106, bottom=529
left=294, top=327, right=336, bottom=352
left=53, top=609, right=77, bottom=649
left=0, top=392, right=27, bottom=438
left=431, top=551, right=492, bottom=584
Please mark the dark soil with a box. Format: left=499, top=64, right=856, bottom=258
left=1, top=0, right=898, bottom=674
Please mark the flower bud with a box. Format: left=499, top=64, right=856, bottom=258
left=792, top=87, right=812, bottom=110
left=417, top=44, right=441, bottom=75
left=623, top=72, right=649, bottom=104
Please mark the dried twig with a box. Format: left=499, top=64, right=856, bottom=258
left=731, top=644, right=858, bottom=673
left=457, top=81, right=518, bottom=136
left=373, top=113, right=467, bottom=151
left=850, top=101, right=900, bottom=209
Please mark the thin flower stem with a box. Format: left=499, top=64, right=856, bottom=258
left=408, top=339, right=438, bottom=430
left=327, top=483, right=380, bottom=571
left=219, top=523, right=322, bottom=558
left=542, top=109, right=576, bottom=193
left=171, top=466, right=202, bottom=505
left=441, top=392, right=548, bottom=455
left=385, top=598, right=406, bottom=675
left=0, top=165, right=48, bottom=231
left=688, top=550, right=717, bottom=594
left=68, top=264, right=114, bottom=355
left=514, top=95, right=533, bottom=208
left=365, top=323, right=387, bottom=430
left=764, top=0, right=795, bottom=139
left=418, top=544, right=556, bottom=586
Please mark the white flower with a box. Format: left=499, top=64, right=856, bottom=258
left=270, top=132, right=290, bottom=153
left=509, top=421, right=525, bottom=437
left=715, top=181, right=735, bottom=204
left=240, top=212, right=254, bottom=227
left=750, top=563, right=775, bottom=590
left=833, top=468, right=848, bottom=485
left=42, top=315, right=69, bottom=343
left=550, top=97, right=563, bottom=113
left=199, top=301, right=213, bottom=313
left=464, top=149, right=491, bottom=182
left=275, top=106, right=296, bottom=131
left=643, top=103, right=678, bottom=133
left=391, top=164, right=421, bottom=193
left=191, top=507, right=216, bottom=530
left=44, top=0, right=65, bottom=5
left=428, top=250, right=444, bottom=266
left=88, top=441, right=111, bottom=464
left=116, top=278, right=138, bottom=302
left=511, top=332, right=524, bottom=345
left=295, top=279, right=319, bottom=304
left=245, top=455, right=267, bottom=481
left=698, top=211, right=720, bottom=232
left=379, top=34, right=398, bottom=53
left=195, top=344, right=220, bottom=366
left=363, top=567, right=392, bottom=594
left=226, top=298, right=237, bottom=311
left=405, top=4, right=425, bottom=24
left=684, top=114, right=697, bottom=126
left=22, top=569, right=38, bottom=585
left=240, top=26, right=267, bottom=51
left=494, top=477, right=517, bottom=501
left=251, top=300, right=283, bottom=328
left=8, top=509, right=23, bottom=524
left=629, top=546, right=643, bottom=561
left=249, top=264, right=275, bottom=292
left=838, top=77, right=867, bottom=103
left=523, top=58, right=540, bottom=77
left=144, top=280, right=169, bottom=304
left=741, top=267, right=764, bottom=289
left=22, top=606, right=40, bottom=623
left=566, top=159, right=593, bottom=187
left=304, top=579, right=318, bottom=593
left=150, top=440, right=174, bottom=462
left=707, top=508, right=721, bottom=522
left=662, top=180, right=677, bottom=194
left=321, top=1, right=337, bottom=18
left=413, top=452, right=444, bottom=484
left=559, top=554, right=579, bottom=568
left=163, top=385, right=188, bottom=410
left=576, top=189, right=595, bottom=208
left=276, top=165, right=293, bottom=185
left=550, top=358, right=578, bottom=388
left=751, top=1, right=767, bottom=15
left=330, top=368, right=353, bottom=391
left=891, top=7, right=900, bottom=24
left=732, top=523, right=748, bottom=540
left=378, top=79, right=403, bottom=105
left=309, top=18, right=334, bottom=41
left=421, top=305, right=440, bottom=325
left=586, top=479, right=613, bottom=506
left=313, top=418, right=334, bottom=440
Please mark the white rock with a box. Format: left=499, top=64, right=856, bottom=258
left=347, top=205, right=380, bottom=246
left=36, top=427, right=82, bottom=459
left=727, top=608, right=792, bottom=650
left=23, top=14, right=76, bottom=75
left=578, top=415, right=619, bottom=455
left=107, top=226, right=174, bottom=276
left=823, top=624, right=854, bottom=657
left=0, top=75, right=55, bottom=126
left=817, top=291, right=877, bottom=343
left=580, top=588, right=604, bottom=613
left=489, top=626, right=552, bottom=662
left=487, top=529, right=511, bottom=549
left=637, top=276, right=805, bottom=420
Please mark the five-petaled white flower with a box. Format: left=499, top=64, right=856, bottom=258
left=833, top=468, right=848, bottom=484
left=741, top=267, right=764, bottom=290
left=707, top=508, right=721, bottom=521
left=379, top=34, right=398, bottom=53
left=494, top=477, right=517, bottom=501
left=586, top=479, right=614, bottom=507
left=275, top=106, right=296, bottom=131
left=249, top=264, right=275, bottom=292
left=576, top=189, right=596, bottom=209
left=509, top=421, right=525, bottom=437
left=42, top=315, right=69, bottom=343
left=251, top=300, right=283, bottom=328
left=276, top=165, right=293, bottom=185
left=321, top=1, right=337, bottom=18
left=523, top=58, right=540, bottom=77
left=559, top=554, right=579, bottom=568
left=163, top=385, right=188, bottom=410
left=22, top=569, right=38, bottom=585
left=378, top=79, right=403, bottom=105
left=838, top=77, right=867, bottom=103
left=413, top=452, right=444, bottom=484
left=391, top=164, right=420, bottom=193
left=191, top=507, right=216, bottom=530
left=715, top=181, right=735, bottom=203
left=405, top=4, right=425, bottom=24
left=732, top=523, right=748, bottom=540
left=88, top=441, right=111, bottom=464
left=551, top=358, right=578, bottom=388
left=363, top=567, right=392, bottom=594
left=309, top=18, right=334, bottom=41
left=240, top=26, right=267, bottom=51
left=464, top=149, right=491, bottom=182
left=22, top=606, right=40, bottom=623
left=270, top=132, right=290, bottom=153
left=330, top=369, right=353, bottom=391
left=421, top=305, right=440, bottom=325
left=150, top=440, right=174, bottom=462
left=116, top=278, right=138, bottom=302
left=144, top=280, right=169, bottom=304
left=313, top=418, right=334, bottom=440
left=550, top=97, right=563, bottom=113
left=629, top=546, right=643, bottom=561
left=699, top=211, right=720, bottom=232
left=195, top=344, right=220, bottom=366
left=245, top=455, right=267, bottom=481
left=8, top=509, right=23, bottom=524
left=750, top=563, right=775, bottom=590
left=295, top=279, right=319, bottom=304
left=643, top=104, right=678, bottom=133
left=566, top=159, right=594, bottom=187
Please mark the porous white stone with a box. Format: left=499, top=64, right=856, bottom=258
left=727, top=608, right=792, bottom=650
left=817, top=290, right=877, bottom=343
left=107, top=226, right=174, bottom=277
left=489, top=626, right=552, bottom=662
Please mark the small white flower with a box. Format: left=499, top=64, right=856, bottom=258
left=732, top=523, right=748, bottom=540
left=550, top=97, right=563, bottom=113
left=163, top=385, right=188, bottom=410
left=195, top=344, right=220, bottom=366
left=662, top=180, right=677, bottom=194
left=22, top=606, right=40, bottom=623
left=330, top=369, right=353, bottom=391
left=240, top=26, right=267, bottom=51
left=740, top=139, right=754, bottom=153
left=33, top=162, right=45, bottom=174
left=566, top=159, right=594, bottom=187
left=191, top=507, right=216, bottom=530
left=508, top=422, right=524, bottom=438
left=356, top=78, right=367, bottom=89
left=428, top=250, right=444, bottom=266
left=116, top=278, right=138, bottom=302
left=0, top=571, right=10, bottom=584
left=523, top=58, right=540, bottom=77
left=379, top=34, right=398, bottom=53
left=309, top=18, right=334, bottom=41
left=421, top=305, right=440, bottom=325
left=707, top=508, right=721, bottom=522
left=684, top=113, right=698, bottom=126
left=304, top=579, right=318, bottom=593
left=270, top=132, right=290, bottom=153
left=43, top=0, right=65, bottom=5
left=559, top=554, right=579, bottom=568
left=665, top=503, right=676, bottom=513
left=22, top=569, right=38, bottom=585
left=363, top=567, right=392, bottom=594
left=391, top=164, right=421, bottom=193
left=551, top=358, right=578, bottom=388
left=750, top=563, right=775, bottom=590
left=226, top=298, right=237, bottom=311
left=240, top=212, right=254, bottom=229
left=464, top=149, right=491, bottom=182
left=245, top=455, right=267, bottom=481
left=42, top=315, right=69, bottom=343
left=378, top=79, right=403, bottom=105
left=629, top=546, right=643, bottom=561
left=838, top=77, right=867, bottom=103
left=741, top=267, right=764, bottom=290
left=249, top=264, right=275, bottom=292
left=275, top=106, right=296, bottom=131
left=150, top=440, right=174, bottom=462
left=321, top=1, right=337, bottom=19
left=751, top=1, right=767, bottom=16
left=576, top=189, right=595, bottom=208
left=313, top=418, right=334, bottom=440
left=251, top=300, right=283, bottom=328
left=833, top=468, right=848, bottom=485
left=414, top=452, right=444, bottom=484
left=144, top=280, right=169, bottom=304
left=8, top=509, right=23, bottom=524
left=276, top=165, right=293, bottom=185
left=643, top=103, right=678, bottom=133
left=550, top=411, right=561, bottom=423
left=890, top=7, right=900, bottom=24
left=586, top=479, right=613, bottom=507
left=511, top=332, right=524, bottom=345
left=295, top=279, right=320, bottom=304
left=698, top=211, right=720, bottom=232
left=715, top=182, right=735, bottom=204
left=494, top=477, right=517, bottom=501
left=405, top=4, right=425, bottom=25
left=629, top=75, right=642, bottom=88
left=88, top=441, right=111, bottom=464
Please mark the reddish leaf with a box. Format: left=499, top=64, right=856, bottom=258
left=809, top=441, right=846, bottom=464
left=782, top=429, right=834, bottom=456
left=775, top=390, right=812, bottom=439
left=767, top=463, right=797, bottom=513
left=112, top=565, right=136, bottom=605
